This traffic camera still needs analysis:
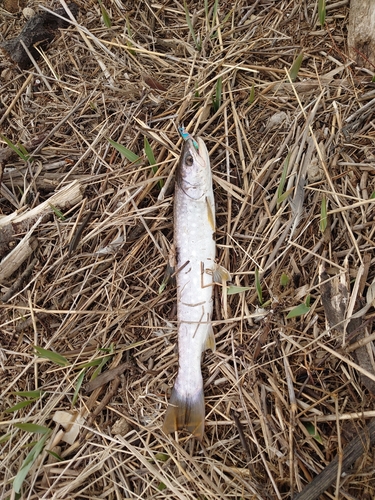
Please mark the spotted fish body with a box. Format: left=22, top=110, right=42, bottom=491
left=163, top=137, right=215, bottom=440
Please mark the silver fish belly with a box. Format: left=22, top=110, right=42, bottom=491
left=163, top=136, right=215, bottom=440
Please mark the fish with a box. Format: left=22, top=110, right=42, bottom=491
left=162, top=134, right=216, bottom=440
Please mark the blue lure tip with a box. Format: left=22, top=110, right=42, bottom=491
left=178, top=125, right=199, bottom=151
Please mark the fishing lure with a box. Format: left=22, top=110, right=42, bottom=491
left=178, top=125, right=199, bottom=151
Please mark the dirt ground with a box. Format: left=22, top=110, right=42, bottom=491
left=1, top=0, right=375, bottom=498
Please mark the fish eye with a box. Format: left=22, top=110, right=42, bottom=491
left=185, top=154, right=194, bottom=166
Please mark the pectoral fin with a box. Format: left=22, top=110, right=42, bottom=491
left=204, top=324, right=216, bottom=352
left=162, top=387, right=205, bottom=440
left=206, top=197, right=215, bottom=232
left=212, top=263, right=231, bottom=284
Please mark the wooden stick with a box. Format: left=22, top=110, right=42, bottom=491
left=293, top=419, right=375, bottom=500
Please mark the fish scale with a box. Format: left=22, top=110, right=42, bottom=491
left=163, top=136, right=216, bottom=440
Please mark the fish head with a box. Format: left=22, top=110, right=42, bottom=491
left=177, top=137, right=211, bottom=199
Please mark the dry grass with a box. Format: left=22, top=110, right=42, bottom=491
left=1, top=0, right=375, bottom=498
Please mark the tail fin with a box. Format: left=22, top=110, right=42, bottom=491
left=162, top=387, right=205, bottom=440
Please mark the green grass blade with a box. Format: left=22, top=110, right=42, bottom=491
left=1, top=135, right=30, bottom=161
left=91, top=344, right=114, bottom=380
left=125, top=16, right=136, bottom=55
left=0, top=433, right=11, bottom=444
left=289, top=52, right=304, bottom=81
left=278, top=187, right=294, bottom=204
left=277, top=152, right=291, bottom=204
left=5, top=400, right=37, bottom=413
left=98, top=0, right=111, bottom=28
left=144, top=137, right=156, bottom=167
left=72, top=369, right=86, bottom=407
left=13, top=434, right=49, bottom=494
left=34, top=346, right=69, bottom=366
left=304, top=421, right=323, bottom=444
left=204, top=0, right=209, bottom=19
left=320, top=195, right=327, bottom=233
left=76, top=359, right=103, bottom=369
left=286, top=302, right=310, bottom=319
left=213, top=76, right=222, bottom=113
left=227, top=285, right=251, bottom=295
left=318, top=0, right=326, bottom=26
left=46, top=449, right=63, bottom=461
left=144, top=137, right=163, bottom=189
left=211, top=0, right=219, bottom=29
left=255, top=267, right=263, bottom=305
left=13, top=391, right=44, bottom=398
left=13, top=423, right=51, bottom=434
left=184, top=1, right=199, bottom=50
left=155, top=452, right=169, bottom=462
left=108, top=138, right=140, bottom=163
left=280, top=273, right=289, bottom=287
left=18, top=144, right=30, bottom=158
left=91, top=356, right=111, bottom=380
left=49, top=204, right=66, bottom=220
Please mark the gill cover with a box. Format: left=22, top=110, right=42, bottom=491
left=176, top=138, right=211, bottom=200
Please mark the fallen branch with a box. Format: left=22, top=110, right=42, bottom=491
left=0, top=180, right=83, bottom=258
left=293, top=419, right=375, bottom=500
